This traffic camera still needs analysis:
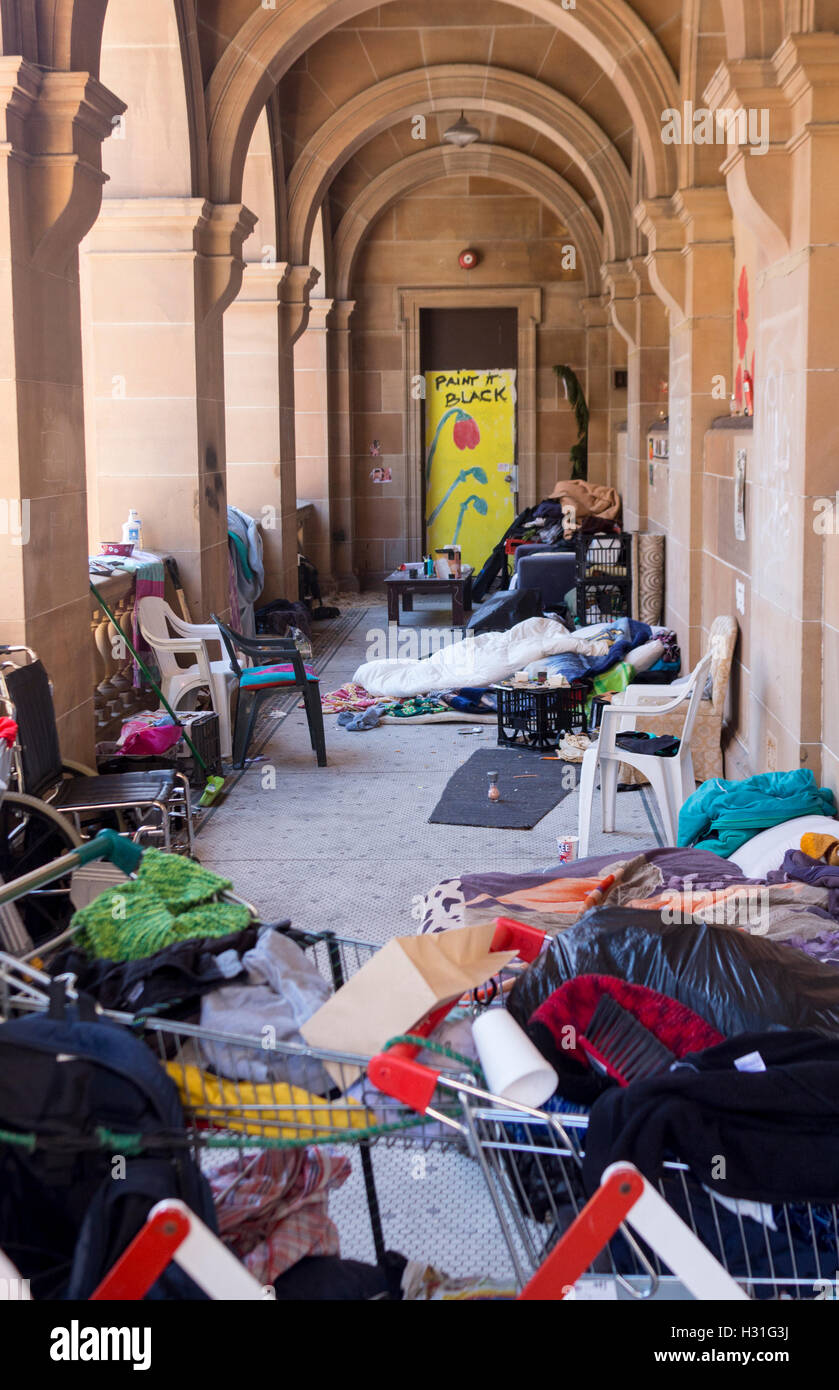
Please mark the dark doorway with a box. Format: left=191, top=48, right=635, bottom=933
left=420, top=307, right=517, bottom=372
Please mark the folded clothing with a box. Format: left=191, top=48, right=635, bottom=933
left=529, top=974, right=723, bottom=1103
left=166, top=1062, right=375, bottom=1140
left=678, top=769, right=837, bottom=858
left=337, top=705, right=385, bottom=730
left=615, top=731, right=680, bottom=758
left=583, top=1029, right=839, bottom=1204
left=49, top=924, right=260, bottom=1014
left=768, top=848, right=839, bottom=919
left=321, top=682, right=380, bottom=713
left=382, top=696, right=449, bottom=718
left=210, top=1147, right=350, bottom=1284
left=199, top=927, right=333, bottom=1092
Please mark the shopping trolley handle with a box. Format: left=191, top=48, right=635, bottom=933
left=76, top=828, right=143, bottom=875
left=491, top=916, right=547, bottom=962
left=368, top=1049, right=441, bottom=1113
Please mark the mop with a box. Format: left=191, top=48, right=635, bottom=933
left=90, top=582, right=225, bottom=808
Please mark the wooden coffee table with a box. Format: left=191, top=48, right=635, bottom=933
left=385, top=567, right=473, bottom=626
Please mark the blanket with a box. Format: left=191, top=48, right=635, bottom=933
left=678, top=769, right=837, bottom=857
left=524, top=617, right=651, bottom=685
left=416, top=845, right=839, bottom=942
left=354, top=616, right=607, bottom=699
left=228, top=505, right=264, bottom=637
left=417, top=848, right=741, bottom=937
left=549, top=479, right=621, bottom=535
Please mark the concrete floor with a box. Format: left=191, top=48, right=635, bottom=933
left=194, top=597, right=665, bottom=1280
left=196, top=597, right=665, bottom=941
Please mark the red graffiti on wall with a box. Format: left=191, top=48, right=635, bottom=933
left=734, top=265, right=755, bottom=411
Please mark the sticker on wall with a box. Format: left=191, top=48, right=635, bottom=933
left=734, top=449, right=747, bottom=541
left=424, top=369, right=516, bottom=572
left=370, top=465, right=392, bottom=484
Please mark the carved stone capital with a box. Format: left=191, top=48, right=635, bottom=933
left=278, top=263, right=321, bottom=347
left=602, top=259, right=641, bottom=347
left=196, top=202, right=258, bottom=321
left=326, top=298, right=355, bottom=333
left=635, top=197, right=686, bottom=320
left=0, top=58, right=125, bottom=269
left=578, top=293, right=610, bottom=329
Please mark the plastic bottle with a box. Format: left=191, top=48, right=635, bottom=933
left=122, top=509, right=143, bottom=549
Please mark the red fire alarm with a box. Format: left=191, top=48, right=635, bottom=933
left=459, top=248, right=480, bottom=270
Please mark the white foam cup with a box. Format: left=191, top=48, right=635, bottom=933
left=471, top=1008, right=558, bottom=1108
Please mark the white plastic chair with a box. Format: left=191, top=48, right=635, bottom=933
left=137, top=596, right=236, bottom=759
left=577, top=649, right=714, bottom=854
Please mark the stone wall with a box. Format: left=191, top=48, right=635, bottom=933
left=348, top=174, right=586, bottom=582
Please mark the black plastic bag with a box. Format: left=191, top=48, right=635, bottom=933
left=508, top=906, right=839, bottom=1039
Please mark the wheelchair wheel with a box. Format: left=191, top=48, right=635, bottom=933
left=0, top=792, right=82, bottom=945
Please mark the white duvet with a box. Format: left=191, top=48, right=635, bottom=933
left=354, top=617, right=609, bottom=698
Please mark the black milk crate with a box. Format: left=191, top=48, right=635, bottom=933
left=175, top=711, right=223, bottom=786
left=575, top=532, right=632, bottom=625
left=495, top=681, right=589, bottom=750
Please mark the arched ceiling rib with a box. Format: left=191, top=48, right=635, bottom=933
left=286, top=65, right=633, bottom=264
left=331, top=143, right=603, bottom=298
left=204, top=0, right=679, bottom=205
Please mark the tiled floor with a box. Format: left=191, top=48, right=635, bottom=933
left=195, top=597, right=664, bottom=1279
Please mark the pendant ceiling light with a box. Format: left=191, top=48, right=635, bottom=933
left=442, top=111, right=481, bottom=148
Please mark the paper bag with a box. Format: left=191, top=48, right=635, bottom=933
left=300, top=922, right=515, bottom=1088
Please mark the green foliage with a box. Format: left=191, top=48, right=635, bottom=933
left=554, top=364, right=589, bottom=480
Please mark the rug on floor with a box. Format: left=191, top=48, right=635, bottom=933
left=428, top=747, right=580, bottom=830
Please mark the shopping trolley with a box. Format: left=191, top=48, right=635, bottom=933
left=370, top=1023, right=839, bottom=1301
left=0, top=833, right=549, bottom=1285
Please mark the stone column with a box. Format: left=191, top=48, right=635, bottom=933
left=579, top=296, right=611, bottom=487
left=81, top=197, right=256, bottom=621
left=637, top=191, right=734, bottom=661
left=707, top=36, right=839, bottom=782
left=224, top=261, right=318, bottom=604
left=606, top=322, right=628, bottom=491
left=278, top=265, right=319, bottom=600
left=603, top=257, right=669, bottom=533
left=0, top=59, right=124, bottom=760
left=225, top=262, right=289, bottom=602
left=294, top=297, right=334, bottom=586
left=326, top=299, right=357, bottom=590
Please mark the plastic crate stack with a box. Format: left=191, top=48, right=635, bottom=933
left=575, top=533, right=632, bottom=626
left=496, top=682, right=589, bottom=750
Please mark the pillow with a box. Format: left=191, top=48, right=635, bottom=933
left=728, top=815, right=839, bottom=876
left=625, top=639, right=665, bottom=674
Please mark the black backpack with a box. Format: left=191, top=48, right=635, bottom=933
left=0, top=984, right=217, bottom=1299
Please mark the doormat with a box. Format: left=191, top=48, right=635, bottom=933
left=428, top=747, right=579, bottom=830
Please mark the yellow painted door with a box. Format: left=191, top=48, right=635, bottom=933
left=424, top=368, right=516, bottom=572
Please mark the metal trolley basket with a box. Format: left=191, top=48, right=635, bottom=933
left=0, top=831, right=510, bottom=1276
left=369, top=1044, right=839, bottom=1301
left=2, top=835, right=836, bottom=1300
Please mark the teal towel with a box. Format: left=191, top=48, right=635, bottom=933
left=677, top=769, right=837, bottom=857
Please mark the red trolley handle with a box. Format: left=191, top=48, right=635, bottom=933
left=368, top=916, right=547, bottom=1113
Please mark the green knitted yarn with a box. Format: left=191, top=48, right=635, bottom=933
left=135, top=847, right=232, bottom=911
left=71, top=852, right=250, bottom=962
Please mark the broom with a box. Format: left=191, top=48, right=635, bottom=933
left=90, top=582, right=225, bottom=808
